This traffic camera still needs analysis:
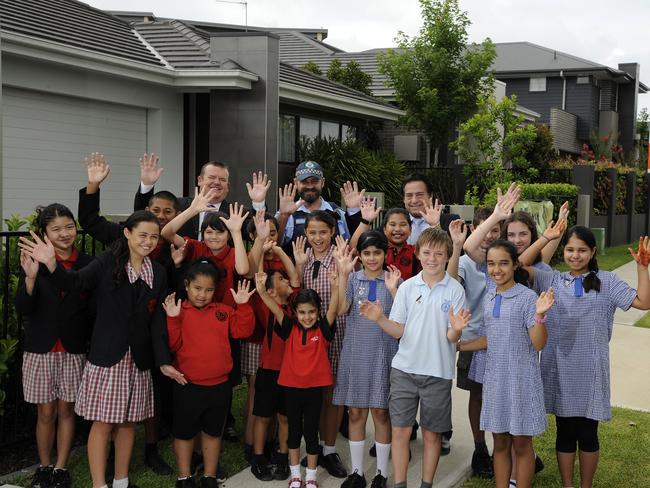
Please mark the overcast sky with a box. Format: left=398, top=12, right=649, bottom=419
left=85, top=0, right=649, bottom=110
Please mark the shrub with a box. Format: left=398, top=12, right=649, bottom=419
left=299, top=137, right=407, bottom=208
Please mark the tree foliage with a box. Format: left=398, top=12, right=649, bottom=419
left=378, top=0, right=496, bottom=161
left=302, top=61, right=323, bottom=76
left=326, top=59, right=373, bottom=95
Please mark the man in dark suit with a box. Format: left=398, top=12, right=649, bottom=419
left=402, top=173, right=460, bottom=244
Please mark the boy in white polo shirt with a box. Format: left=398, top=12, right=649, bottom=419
left=360, top=227, right=467, bottom=488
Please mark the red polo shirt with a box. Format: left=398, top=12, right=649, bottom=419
left=183, top=238, right=236, bottom=303
left=386, top=244, right=421, bottom=280
left=167, top=300, right=255, bottom=386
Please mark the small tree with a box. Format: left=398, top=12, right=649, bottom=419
left=378, top=0, right=496, bottom=164
left=326, top=59, right=373, bottom=95
left=302, top=61, right=323, bottom=76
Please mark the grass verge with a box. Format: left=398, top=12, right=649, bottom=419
left=459, top=407, right=650, bottom=487
left=634, top=311, right=650, bottom=329
left=6, top=384, right=248, bottom=488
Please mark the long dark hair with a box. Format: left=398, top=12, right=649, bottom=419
left=35, top=203, right=76, bottom=237
left=565, top=226, right=600, bottom=293
left=110, top=211, right=160, bottom=284
left=502, top=211, right=541, bottom=264
left=487, top=240, right=530, bottom=286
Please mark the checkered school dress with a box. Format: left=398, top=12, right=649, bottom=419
left=22, top=351, right=86, bottom=404
left=241, top=342, right=262, bottom=377
left=480, top=283, right=547, bottom=436
left=533, top=269, right=637, bottom=421
left=333, top=271, right=399, bottom=409
left=75, top=258, right=156, bottom=424
left=303, top=247, right=346, bottom=377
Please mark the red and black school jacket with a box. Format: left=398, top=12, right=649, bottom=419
left=45, top=250, right=170, bottom=370
left=15, top=248, right=94, bottom=354
left=386, top=243, right=421, bottom=280
left=276, top=315, right=336, bottom=389
left=167, top=301, right=255, bottom=386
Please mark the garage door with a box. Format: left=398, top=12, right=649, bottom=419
left=2, top=87, right=147, bottom=221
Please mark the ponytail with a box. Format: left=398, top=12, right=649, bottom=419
left=110, top=210, right=159, bottom=284
left=566, top=226, right=601, bottom=293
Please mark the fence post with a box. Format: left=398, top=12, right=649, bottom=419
left=606, top=168, right=617, bottom=247
left=572, top=165, right=595, bottom=228
left=625, top=172, right=636, bottom=244
left=454, top=165, right=466, bottom=204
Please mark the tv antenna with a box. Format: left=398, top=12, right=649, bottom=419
left=215, top=0, right=248, bottom=31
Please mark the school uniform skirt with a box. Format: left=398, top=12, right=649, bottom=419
left=240, top=342, right=262, bottom=377
left=22, top=351, right=86, bottom=404
left=75, top=349, right=154, bottom=424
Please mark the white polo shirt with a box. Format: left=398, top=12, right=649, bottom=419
left=389, top=271, right=465, bottom=379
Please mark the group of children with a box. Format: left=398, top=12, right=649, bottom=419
left=15, top=155, right=650, bottom=488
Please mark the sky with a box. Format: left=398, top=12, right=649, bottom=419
left=84, top=0, right=649, bottom=111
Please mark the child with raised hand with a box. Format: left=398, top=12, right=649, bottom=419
left=333, top=231, right=401, bottom=488
left=359, top=227, right=466, bottom=488
left=161, top=186, right=250, bottom=302
left=382, top=208, right=421, bottom=280
left=518, top=228, right=650, bottom=488
left=454, top=239, right=555, bottom=488
left=248, top=242, right=301, bottom=481
left=19, top=211, right=180, bottom=488
left=15, top=204, right=93, bottom=488
left=348, top=196, right=382, bottom=250
left=255, top=269, right=341, bottom=488
left=293, top=211, right=348, bottom=478
left=162, top=261, right=255, bottom=488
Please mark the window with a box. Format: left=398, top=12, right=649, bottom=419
left=299, top=117, right=319, bottom=141
left=321, top=121, right=339, bottom=139
left=529, top=77, right=547, bottom=92
left=279, top=115, right=296, bottom=162
left=342, top=124, right=357, bottom=141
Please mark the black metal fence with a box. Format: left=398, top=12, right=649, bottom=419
left=0, top=231, right=104, bottom=449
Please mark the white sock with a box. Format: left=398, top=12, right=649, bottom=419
left=509, top=480, right=517, bottom=487
left=290, top=464, right=301, bottom=478
left=112, top=478, right=129, bottom=488
left=375, top=441, right=391, bottom=477
left=349, top=439, right=365, bottom=474
left=322, top=444, right=336, bottom=456
left=319, top=439, right=325, bottom=447
left=98, top=485, right=109, bottom=488
left=306, top=467, right=318, bottom=481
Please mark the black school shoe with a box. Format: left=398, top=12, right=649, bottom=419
left=369, top=473, right=388, bottom=488
left=175, top=477, right=197, bottom=488
left=534, top=454, right=544, bottom=473
left=200, top=476, right=219, bottom=488
left=144, top=443, right=173, bottom=475
left=471, top=447, right=494, bottom=479
left=251, top=455, right=274, bottom=481
left=190, top=452, right=204, bottom=476
left=322, top=452, right=348, bottom=478
left=30, top=465, right=53, bottom=488
left=272, top=452, right=290, bottom=480
left=51, top=468, right=72, bottom=488
left=341, top=471, right=366, bottom=488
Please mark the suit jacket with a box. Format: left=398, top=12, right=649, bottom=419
left=15, top=252, right=94, bottom=354
left=134, top=187, right=231, bottom=239
left=440, top=213, right=461, bottom=232
left=46, top=251, right=170, bottom=370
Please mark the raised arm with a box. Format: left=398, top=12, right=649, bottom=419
left=325, top=269, right=341, bottom=327
left=135, top=153, right=164, bottom=211
left=541, top=201, right=569, bottom=264
left=245, top=210, right=271, bottom=278
left=529, top=289, right=553, bottom=351
left=292, top=236, right=309, bottom=283
left=254, top=272, right=286, bottom=325
left=277, top=184, right=304, bottom=245
left=349, top=197, right=381, bottom=250
left=464, top=184, right=520, bottom=263
left=272, top=245, right=301, bottom=287
left=519, top=218, right=567, bottom=267
left=161, top=186, right=216, bottom=248
left=447, top=219, right=468, bottom=281
left=220, top=203, right=250, bottom=276
left=629, top=236, right=650, bottom=310
left=333, top=238, right=358, bottom=315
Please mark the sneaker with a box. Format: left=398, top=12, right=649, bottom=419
left=321, top=452, right=347, bottom=478
left=440, top=436, right=451, bottom=456
left=144, top=445, right=173, bottom=475
left=200, top=476, right=219, bottom=488
left=175, top=477, right=197, bottom=488
left=305, top=480, right=319, bottom=488
left=251, top=459, right=274, bottom=481
left=341, top=471, right=366, bottom=488
left=288, top=477, right=303, bottom=488
left=273, top=453, right=290, bottom=481
left=190, top=452, right=204, bottom=476
left=369, top=473, right=388, bottom=488
left=51, top=469, right=71, bottom=488
left=31, top=465, right=53, bottom=488
left=471, top=448, right=494, bottom=479
left=534, top=454, right=544, bottom=474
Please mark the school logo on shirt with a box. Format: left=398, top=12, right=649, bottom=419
left=440, top=300, right=452, bottom=313
left=310, top=336, right=319, bottom=342
left=216, top=311, right=228, bottom=321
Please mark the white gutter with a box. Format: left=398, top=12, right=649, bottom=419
left=280, top=83, right=403, bottom=121
left=1, top=32, right=258, bottom=89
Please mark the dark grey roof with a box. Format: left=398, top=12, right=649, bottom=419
left=0, top=0, right=164, bottom=66
left=493, top=42, right=609, bottom=73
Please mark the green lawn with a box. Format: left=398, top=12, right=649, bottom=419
left=459, top=407, right=650, bottom=488
left=554, top=241, right=635, bottom=272
left=7, top=385, right=249, bottom=488
left=634, top=311, right=650, bottom=329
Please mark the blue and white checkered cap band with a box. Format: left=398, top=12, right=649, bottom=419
left=295, top=167, right=324, bottom=180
